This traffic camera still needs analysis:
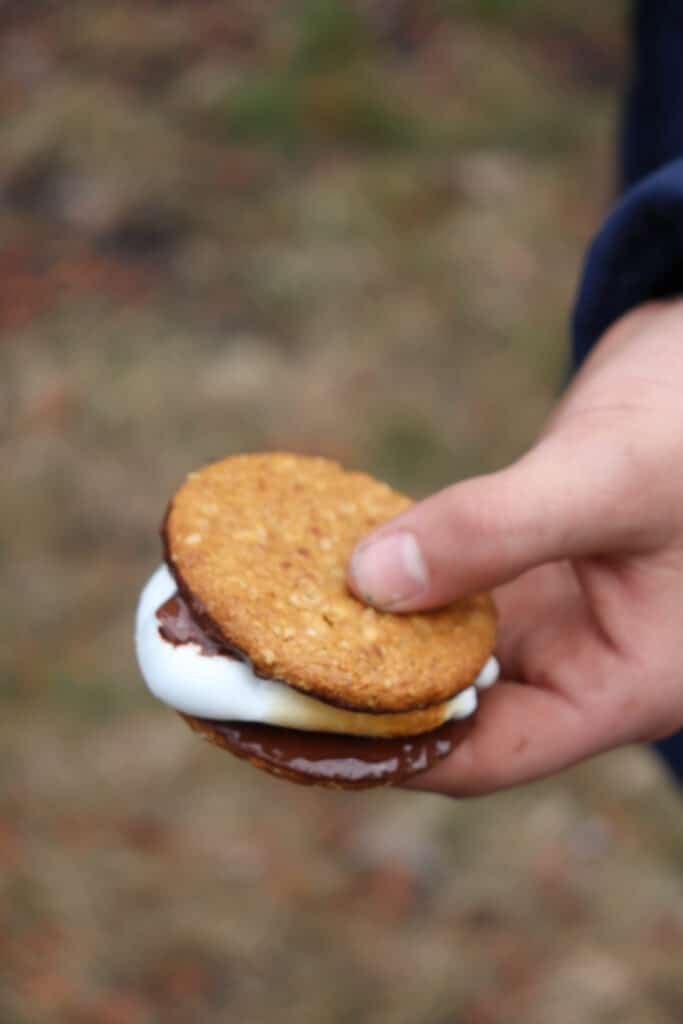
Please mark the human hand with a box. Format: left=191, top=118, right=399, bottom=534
left=347, top=299, right=683, bottom=795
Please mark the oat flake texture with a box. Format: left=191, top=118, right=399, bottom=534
left=164, top=453, right=496, bottom=713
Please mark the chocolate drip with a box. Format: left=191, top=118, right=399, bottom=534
left=157, top=593, right=231, bottom=657
left=192, top=717, right=470, bottom=787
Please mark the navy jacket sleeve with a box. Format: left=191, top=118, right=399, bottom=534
left=572, top=159, right=683, bottom=366
left=571, top=1, right=683, bottom=779
left=572, top=1, right=683, bottom=368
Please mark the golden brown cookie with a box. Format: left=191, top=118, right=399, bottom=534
left=164, top=453, right=496, bottom=713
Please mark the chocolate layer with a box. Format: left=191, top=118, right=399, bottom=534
left=157, top=594, right=226, bottom=655
left=182, top=715, right=470, bottom=788
left=156, top=586, right=256, bottom=663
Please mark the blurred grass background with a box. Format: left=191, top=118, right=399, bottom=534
left=1, top=2, right=682, bottom=1022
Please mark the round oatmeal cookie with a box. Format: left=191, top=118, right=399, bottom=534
left=164, top=453, right=496, bottom=713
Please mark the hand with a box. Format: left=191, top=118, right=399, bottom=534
left=347, top=299, right=683, bottom=795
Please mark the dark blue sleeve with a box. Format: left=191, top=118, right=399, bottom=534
left=572, top=0, right=683, bottom=368
left=572, top=158, right=683, bottom=367
left=572, top=2, right=683, bottom=781
left=621, top=0, right=683, bottom=190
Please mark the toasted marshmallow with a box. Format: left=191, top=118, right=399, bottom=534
left=135, top=565, right=499, bottom=738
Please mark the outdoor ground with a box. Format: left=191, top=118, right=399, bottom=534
left=1, top=2, right=682, bottom=1022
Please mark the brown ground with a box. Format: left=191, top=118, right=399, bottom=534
left=1, top=2, right=681, bottom=1022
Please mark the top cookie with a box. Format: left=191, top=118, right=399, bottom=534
left=164, top=453, right=496, bottom=713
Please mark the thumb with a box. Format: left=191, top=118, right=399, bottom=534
left=348, top=436, right=650, bottom=611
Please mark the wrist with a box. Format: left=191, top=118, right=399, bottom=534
left=593, top=297, right=683, bottom=358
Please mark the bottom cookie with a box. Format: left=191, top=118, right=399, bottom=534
left=180, top=714, right=472, bottom=789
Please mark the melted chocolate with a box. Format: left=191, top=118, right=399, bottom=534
left=157, top=593, right=228, bottom=656
left=194, top=717, right=471, bottom=787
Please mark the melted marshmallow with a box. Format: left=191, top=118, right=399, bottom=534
left=135, top=565, right=499, bottom=737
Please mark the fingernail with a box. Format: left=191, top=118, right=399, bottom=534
left=351, top=532, right=428, bottom=609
